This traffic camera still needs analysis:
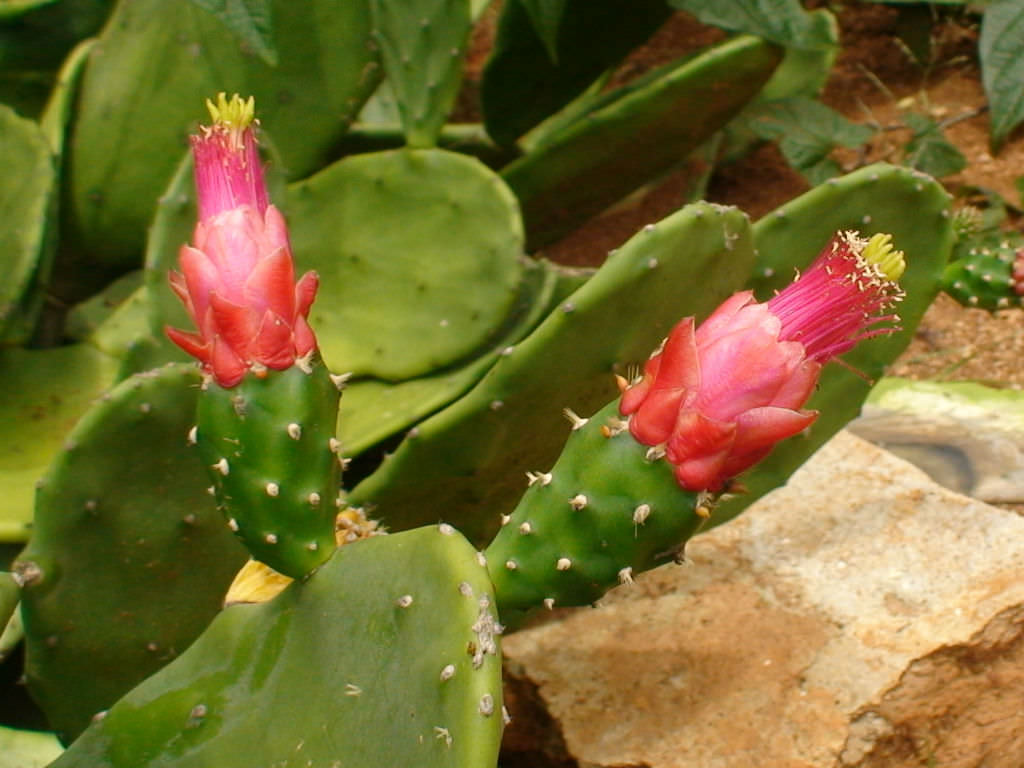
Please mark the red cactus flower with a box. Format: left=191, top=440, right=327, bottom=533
left=165, top=93, right=318, bottom=388
left=619, top=231, right=906, bottom=492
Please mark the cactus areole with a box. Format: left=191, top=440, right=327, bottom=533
left=619, top=231, right=906, bottom=492
left=166, top=93, right=319, bottom=388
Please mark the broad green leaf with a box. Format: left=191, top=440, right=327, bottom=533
left=667, top=0, right=835, bottom=49
left=980, top=0, right=1024, bottom=150
left=750, top=97, right=874, bottom=184
left=521, top=0, right=566, bottom=60
left=902, top=112, right=967, bottom=178
left=481, top=0, right=671, bottom=146
left=189, top=0, right=277, bottom=65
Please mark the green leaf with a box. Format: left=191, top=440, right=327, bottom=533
left=902, top=112, right=967, bottom=178
left=749, top=97, right=874, bottom=184
left=666, top=0, right=835, bottom=49
left=520, top=0, right=566, bottom=61
left=189, top=0, right=277, bottom=66
left=481, top=0, right=671, bottom=146
left=980, top=0, right=1024, bottom=150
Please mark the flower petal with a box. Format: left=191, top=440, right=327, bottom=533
left=251, top=310, right=296, bottom=370
left=245, top=246, right=296, bottom=321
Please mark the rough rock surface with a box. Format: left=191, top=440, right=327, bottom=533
left=501, top=431, right=1024, bottom=768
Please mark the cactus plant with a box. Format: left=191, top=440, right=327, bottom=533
left=0, top=1, right=965, bottom=763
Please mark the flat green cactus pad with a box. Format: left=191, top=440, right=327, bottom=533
left=0, top=103, right=54, bottom=343
left=53, top=526, right=504, bottom=768
left=288, top=148, right=526, bottom=380
left=65, top=0, right=380, bottom=270
left=15, top=364, right=247, bottom=743
left=338, top=259, right=589, bottom=458
left=0, top=344, right=119, bottom=542
left=501, top=35, right=781, bottom=249
left=349, top=202, right=756, bottom=544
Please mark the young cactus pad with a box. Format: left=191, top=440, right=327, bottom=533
left=485, top=400, right=703, bottom=614
left=52, top=526, right=504, bottom=768
left=195, top=360, right=342, bottom=579
left=14, top=363, right=247, bottom=743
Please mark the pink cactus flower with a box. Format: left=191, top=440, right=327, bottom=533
left=619, top=231, right=906, bottom=492
left=165, top=93, right=318, bottom=388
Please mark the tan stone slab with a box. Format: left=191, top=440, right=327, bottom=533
left=502, top=431, right=1024, bottom=768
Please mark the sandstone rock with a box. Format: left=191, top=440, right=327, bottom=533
left=501, top=431, right=1024, bottom=768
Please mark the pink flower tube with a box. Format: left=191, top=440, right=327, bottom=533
left=619, top=231, right=906, bottom=492
left=165, top=93, right=318, bottom=388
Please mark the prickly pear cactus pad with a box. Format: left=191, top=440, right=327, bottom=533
left=349, top=202, right=755, bottom=544
left=501, top=35, right=781, bottom=249
left=0, top=344, right=120, bottom=542
left=486, top=401, right=702, bottom=613
left=0, top=103, right=54, bottom=343
left=287, top=147, right=526, bottom=380
left=195, top=362, right=342, bottom=579
left=15, top=364, right=247, bottom=743
left=336, top=259, right=589, bottom=458
left=53, top=526, right=504, bottom=768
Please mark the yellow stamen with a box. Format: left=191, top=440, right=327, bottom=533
left=861, top=233, right=906, bottom=282
left=205, top=92, right=256, bottom=130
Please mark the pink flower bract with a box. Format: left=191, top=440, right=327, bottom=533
left=620, top=231, right=905, bottom=492
left=165, top=94, right=318, bottom=388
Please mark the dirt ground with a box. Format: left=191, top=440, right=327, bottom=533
left=474, top=3, right=1024, bottom=390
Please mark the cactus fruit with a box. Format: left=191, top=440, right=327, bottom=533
left=14, top=364, right=247, bottom=743
left=942, top=230, right=1024, bottom=311
left=486, top=400, right=703, bottom=613
left=194, top=361, right=342, bottom=578
left=52, top=526, right=504, bottom=768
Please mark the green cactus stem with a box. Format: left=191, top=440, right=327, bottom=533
left=486, top=400, right=706, bottom=614
left=194, top=360, right=342, bottom=579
